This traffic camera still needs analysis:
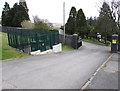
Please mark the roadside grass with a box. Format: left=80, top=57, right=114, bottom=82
left=83, top=38, right=111, bottom=46
left=0, top=33, right=2, bottom=60
left=62, top=44, right=74, bottom=51
left=1, top=32, right=29, bottom=60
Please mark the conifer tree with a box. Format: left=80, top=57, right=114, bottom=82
left=96, top=2, right=117, bottom=42
left=2, top=2, right=11, bottom=26
left=65, top=7, right=77, bottom=34
left=1, top=2, right=29, bottom=27
left=11, top=4, right=29, bottom=27
left=76, top=9, right=87, bottom=38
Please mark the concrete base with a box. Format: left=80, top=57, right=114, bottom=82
left=30, top=49, right=53, bottom=56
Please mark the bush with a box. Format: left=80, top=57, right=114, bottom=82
left=21, top=20, right=34, bottom=29
left=34, top=21, right=50, bottom=30
left=105, top=41, right=111, bottom=46
left=100, top=39, right=111, bottom=46
left=83, top=38, right=111, bottom=46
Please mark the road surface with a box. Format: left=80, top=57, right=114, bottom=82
left=2, top=41, right=111, bottom=89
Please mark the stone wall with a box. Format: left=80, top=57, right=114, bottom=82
left=59, top=34, right=82, bottom=49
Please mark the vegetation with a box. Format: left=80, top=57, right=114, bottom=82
left=1, top=32, right=29, bottom=60
left=21, top=20, right=34, bottom=29
left=65, top=7, right=93, bottom=39
left=0, top=33, right=2, bottom=60
left=83, top=38, right=111, bottom=46
left=62, top=44, right=74, bottom=51
left=2, top=2, right=11, bottom=26
left=76, top=9, right=88, bottom=38
left=31, top=15, right=51, bottom=30
left=21, top=17, right=51, bottom=30
left=87, top=17, right=97, bottom=38
left=95, top=2, right=118, bottom=43
left=65, top=7, right=88, bottom=37
left=2, top=2, right=29, bottom=27
left=65, top=7, right=77, bottom=34
left=110, top=0, right=120, bottom=31
left=64, top=1, right=119, bottom=45
left=34, top=21, right=50, bottom=30
left=110, top=0, right=120, bottom=50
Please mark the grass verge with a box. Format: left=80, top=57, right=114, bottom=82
left=1, top=32, right=29, bottom=60
left=62, top=44, right=74, bottom=51
left=83, top=38, right=111, bottom=46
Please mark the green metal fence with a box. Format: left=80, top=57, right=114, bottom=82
left=4, top=27, right=59, bottom=52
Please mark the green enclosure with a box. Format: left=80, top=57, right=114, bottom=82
left=4, top=27, right=59, bottom=52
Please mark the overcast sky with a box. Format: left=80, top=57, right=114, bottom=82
left=0, top=0, right=105, bottom=24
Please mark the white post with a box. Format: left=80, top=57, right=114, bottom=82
left=63, top=2, right=65, bottom=43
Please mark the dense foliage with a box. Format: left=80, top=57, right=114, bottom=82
left=34, top=21, right=50, bottom=30
left=65, top=1, right=119, bottom=43
left=65, top=7, right=88, bottom=38
left=2, top=2, right=29, bottom=27
left=76, top=9, right=87, bottom=38
left=65, top=7, right=77, bottom=34
left=96, top=2, right=118, bottom=42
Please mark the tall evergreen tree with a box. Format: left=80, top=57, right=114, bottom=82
left=96, top=2, right=117, bottom=42
left=2, top=2, right=11, bottom=26
left=11, top=4, right=29, bottom=27
left=87, top=17, right=97, bottom=27
left=1, top=2, right=29, bottom=27
left=76, top=9, right=87, bottom=38
left=111, top=0, right=120, bottom=31
left=65, top=7, right=77, bottom=34
left=86, top=17, right=98, bottom=38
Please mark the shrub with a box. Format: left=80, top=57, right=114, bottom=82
left=21, top=20, right=34, bottom=29
left=105, top=41, right=111, bottom=46
left=34, top=21, right=50, bottom=30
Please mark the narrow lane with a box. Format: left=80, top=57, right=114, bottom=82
left=2, top=41, right=111, bottom=89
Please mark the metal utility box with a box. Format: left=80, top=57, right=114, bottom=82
left=111, top=34, right=118, bottom=53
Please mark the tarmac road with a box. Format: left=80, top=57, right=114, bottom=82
left=2, top=41, right=111, bottom=89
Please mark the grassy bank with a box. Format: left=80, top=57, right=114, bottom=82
left=1, top=32, right=29, bottom=60
left=83, top=38, right=111, bottom=46
left=62, top=44, right=74, bottom=51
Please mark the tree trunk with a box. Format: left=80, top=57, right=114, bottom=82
left=105, top=27, right=107, bottom=44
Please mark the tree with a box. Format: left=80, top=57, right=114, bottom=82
left=96, top=2, right=117, bottom=43
left=33, top=15, right=41, bottom=23
left=111, top=0, right=120, bottom=31
left=0, top=19, right=1, bottom=25
left=2, top=2, right=11, bottom=26
left=111, top=0, right=120, bottom=50
left=1, top=2, right=29, bottom=27
left=65, top=7, right=77, bottom=34
left=87, top=17, right=98, bottom=38
left=76, top=9, right=87, bottom=38
left=21, top=20, right=34, bottom=29
left=34, top=21, right=50, bottom=30
left=87, top=17, right=97, bottom=27
left=11, top=4, right=29, bottom=27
